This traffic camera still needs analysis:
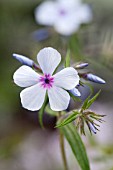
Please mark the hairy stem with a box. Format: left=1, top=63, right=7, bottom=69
left=58, top=112, right=68, bottom=170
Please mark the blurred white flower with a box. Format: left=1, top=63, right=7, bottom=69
left=35, top=0, right=92, bottom=36
left=13, top=47, right=79, bottom=111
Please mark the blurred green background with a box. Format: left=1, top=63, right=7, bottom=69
left=0, top=0, right=113, bottom=170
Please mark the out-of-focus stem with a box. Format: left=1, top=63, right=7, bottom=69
left=58, top=112, right=68, bottom=170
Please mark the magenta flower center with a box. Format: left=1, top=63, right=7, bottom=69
left=59, top=9, right=67, bottom=16
left=39, top=74, right=54, bottom=89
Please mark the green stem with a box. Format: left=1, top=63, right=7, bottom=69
left=58, top=112, right=68, bottom=170
left=38, top=93, right=48, bottom=128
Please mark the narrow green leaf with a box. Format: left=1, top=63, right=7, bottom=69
left=62, top=112, right=78, bottom=124
left=56, top=111, right=79, bottom=127
left=86, top=90, right=101, bottom=109
left=65, top=49, right=70, bottom=67
left=61, top=124, right=90, bottom=170
left=81, top=95, right=91, bottom=111
left=38, top=93, right=48, bottom=128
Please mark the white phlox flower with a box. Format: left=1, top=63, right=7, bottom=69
left=35, top=0, right=92, bottom=36
left=13, top=47, right=80, bottom=111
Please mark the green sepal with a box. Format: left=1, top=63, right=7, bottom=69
left=86, top=90, right=101, bottom=109
left=61, top=123, right=90, bottom=170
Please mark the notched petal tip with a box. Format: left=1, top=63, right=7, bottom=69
left=37, top=47, right=61, bottom=75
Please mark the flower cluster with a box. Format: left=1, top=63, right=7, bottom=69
left=11, top=1, right=107, bottom=169
left=56, top=90, right=105, bottom=135
left=75, top=110, right=105, bottom=135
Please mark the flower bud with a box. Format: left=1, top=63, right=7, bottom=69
left=89, top=122, right=97, bottom=134
left=86, top=73, right=106, bottom=84
left=32, top=28, right=50, bottom=42
left=13, top=54, right=34, bottom=67
left=75, top=63, right=89, bottom=69
left=69, top=88, right=81, bottom=97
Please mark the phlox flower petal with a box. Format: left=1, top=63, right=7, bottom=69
left=57, top=0, right=81, bottom=10
left=37, top=47, right=61, bottom=75
left=48, top=86, right=70, bottom=111
left=20, top=83, right=46, bottom=111
left=54, top=67, right=79, bottom=90
left=54, top=16, right=80, bottom=36
left=76, top=4, right=92, bottom=23
left=35, top=1, right=57, bottom=26
left=13, top=66, right=40, bottom=87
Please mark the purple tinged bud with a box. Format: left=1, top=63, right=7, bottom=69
left=13, top=54, right=34, bottom=67
left=75, top=63, right=89, bottom=69
left=86, top=73, right=106, bottom=84
left=32, top=28, right=50, bottom=42
left=89, top=122, right=96, bottom=134
left=69, top=88, right=81, bottom=97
